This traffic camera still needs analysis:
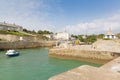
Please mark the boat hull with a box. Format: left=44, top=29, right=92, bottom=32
left=6, top=53, right=19, bottom=57
left=6, top=50, right=20, bottom=57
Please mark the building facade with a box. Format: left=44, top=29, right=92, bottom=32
left=104, top=28, right=116, bottom=39
left=54, top=31, right=70, bottom=40
left=43, top=34, right=53, bottom=39
left=0, top=22, right=23, bottom=31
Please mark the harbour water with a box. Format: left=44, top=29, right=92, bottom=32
left=0, top=48, right=101, bottom=80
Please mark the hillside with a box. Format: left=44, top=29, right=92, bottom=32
left=0, top=30, right=31, bottom=36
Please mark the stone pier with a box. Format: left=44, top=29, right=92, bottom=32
left=49, top=47, right=120, bottom=64
left=48, top=57, right=120, bottom=80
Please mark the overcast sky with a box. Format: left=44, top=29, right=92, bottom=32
left=0, top=0, right=120, bottom=34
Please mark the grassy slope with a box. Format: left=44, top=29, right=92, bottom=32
left=0, top=30, right=31, bottom=36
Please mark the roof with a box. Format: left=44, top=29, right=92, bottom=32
left=57, top=31, right=69, bottom=35
left=106, top=28, right=114, bottom=35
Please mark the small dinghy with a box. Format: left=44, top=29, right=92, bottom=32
left=6, top=50, right=20, bottom=57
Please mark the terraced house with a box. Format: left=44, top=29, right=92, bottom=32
left=0, top=22, right=23, bottom=32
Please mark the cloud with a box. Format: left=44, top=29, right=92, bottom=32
left=0, top=0, right=58, bottom=31
left=0, top=0, right=120, bottom=34
left=64, top=13, right=120, bottom=35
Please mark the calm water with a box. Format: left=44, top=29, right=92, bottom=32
left=0, top=48, right=101, bottom=80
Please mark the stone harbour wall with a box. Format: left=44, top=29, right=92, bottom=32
left=0, top=41, right=55, bottom=50
left=0, top=34, right=41, bottom=42
left=49, top=48, right=120, bottom=64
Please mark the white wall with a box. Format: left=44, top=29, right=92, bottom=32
left=56, top=32, right=69, bottom=40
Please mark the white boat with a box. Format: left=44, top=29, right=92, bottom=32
left=6, top=50, right=20, bottom=57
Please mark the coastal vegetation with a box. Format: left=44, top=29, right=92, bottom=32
left=0, top=29, right=53, bottom=40
left=37, top=30, right=53, bottom=34
left=72, top=33, right=120, bottom=44
left=22, top=29, right=53, bottom=40
left=73, top=34, right=97, bottom=44
left=23, top=29, right=54, bottom=40
left=23, top=29, right=37, bottom=34
left=0, top=30, right=30, bottom=36
left=86, top=35, right=97, bottom=43
left=116, top=33, right=120, bottom=39
left=97, top=34, right=104, bottom=39
left=23, top=28, right=53, bottom=35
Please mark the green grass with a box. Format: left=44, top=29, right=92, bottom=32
left=0, top=30, right=30, bottom=36
left=103, top=38, right=111, bottom=40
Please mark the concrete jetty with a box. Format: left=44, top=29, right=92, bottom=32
left=48, top=57, right=120, bottom=80
left=100, top=57, right=120, bottom=73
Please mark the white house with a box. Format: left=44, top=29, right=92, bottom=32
left=43, top=34, right=53, bottom=39
left=104, top=28, right=116, bottom=39
left=54, top=31, right=70, bottom=40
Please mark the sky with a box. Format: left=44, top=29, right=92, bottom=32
left=0, top=0, right=120, bottom=34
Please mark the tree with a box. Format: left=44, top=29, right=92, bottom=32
left=116, top=33, right=120, bottom=39
left=37, top=30, right=43, bottom=34
left=37, top=30, right=53, bottom=34
left=71, top=34, right=78, bottom=39
left=86, top=35, right=97, bottom=43
left=23, top=28, right=28, bottom=32
left=31, top=30, right=36, bottom=34
left=97, top=34, right=104, bottom=39
left=23, top=28, right=36, bottom=34
left=78, top=35, right=84, bottom=42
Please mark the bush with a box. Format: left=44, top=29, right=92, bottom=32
left=103, top=38, right=111, bottom=40
left=86, top=35, right=97, bottom=43
left=116, top=33, right=120, bottom=39
left=78, top=35, right=84, bottom=42
left=97, top=34, right=104, bottom=39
